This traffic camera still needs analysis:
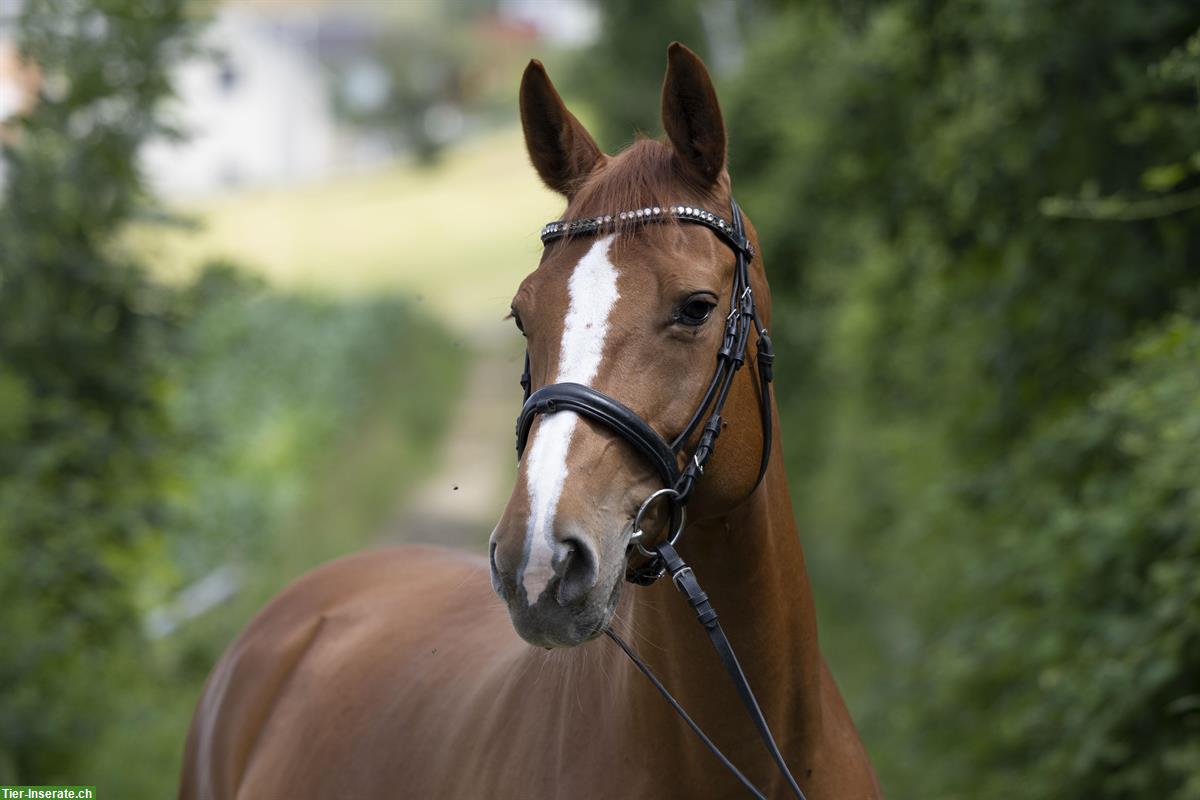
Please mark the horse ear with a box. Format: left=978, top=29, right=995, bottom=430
left=519, top=60, right=605, bottom=197
left=661, top=42, right=727, bottom=188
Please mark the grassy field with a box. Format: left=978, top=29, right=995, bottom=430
left=132, top=128, right=562, bottom=330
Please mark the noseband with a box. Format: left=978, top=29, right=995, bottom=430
left=515, top=198, right=775, bottom=584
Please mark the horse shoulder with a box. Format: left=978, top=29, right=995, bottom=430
left=179, top=545, right=494, bottom=800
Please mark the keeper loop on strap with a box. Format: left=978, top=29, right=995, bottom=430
left=756, top=333, right=775, bottom=382
left=719, top=334, right=737, bottom=360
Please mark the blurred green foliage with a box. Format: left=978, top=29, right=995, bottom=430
left=165, top=266, right=458, bottom=585
left=582, top=1, right=1200, bottom=797
left=0, top=0, right=461, bottom=790
left=570, top=0, right=708, bottom=150
left=730, top=4, right=1200, bottom=798
left=0, top=0, right=195, bottom=779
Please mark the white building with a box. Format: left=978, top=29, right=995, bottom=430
left=142, top=5, right=373, bottom=199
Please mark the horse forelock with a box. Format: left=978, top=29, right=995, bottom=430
left=563, top=138, right=724, bottom=240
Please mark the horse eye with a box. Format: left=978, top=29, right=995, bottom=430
left=675, top=297, right=717, bottom=327
left=510, top=308, right=525, bottom=335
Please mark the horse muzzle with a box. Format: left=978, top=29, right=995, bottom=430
left=489, top=522, right=624, bottom=648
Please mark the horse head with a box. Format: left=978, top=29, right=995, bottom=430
left=489, top=44, right=773, bottom=648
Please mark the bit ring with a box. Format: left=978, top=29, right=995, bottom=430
left=628, top=488, right=686, bottom=558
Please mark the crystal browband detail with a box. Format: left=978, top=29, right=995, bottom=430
left=539, top=204, right=754, bottom=258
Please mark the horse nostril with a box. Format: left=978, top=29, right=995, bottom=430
left=553, top=537, right=598, bottom=606
left=489, top=540, right=505, bottom=597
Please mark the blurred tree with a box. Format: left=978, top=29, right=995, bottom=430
left=568, top=0, right=710, bottom=150
left=0, top=0, right=196, bottom=781
left=716, top=2, right=1200, bottom=798
left=0, top=2, right=469, bottom=791
left=330, top=24, right=467, bottom=166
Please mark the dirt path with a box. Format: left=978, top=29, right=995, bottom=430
left=380, top=318, right=521, bottom=553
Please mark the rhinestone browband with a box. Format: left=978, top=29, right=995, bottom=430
left=539, top=204, right=754, bottom=258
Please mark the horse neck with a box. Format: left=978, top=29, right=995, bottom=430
left=614, top=432, right=825, bottom=782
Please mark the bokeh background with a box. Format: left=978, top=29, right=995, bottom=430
left=1, top=0, right=1198, bottom=797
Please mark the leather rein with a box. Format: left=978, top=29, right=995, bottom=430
left=514, top=199, right=808, bottom=799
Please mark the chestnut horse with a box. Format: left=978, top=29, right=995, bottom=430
left=179, top=44, right=881, bottom=799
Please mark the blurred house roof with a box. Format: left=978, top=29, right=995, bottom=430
left=500, top=0, right=598, bottom=47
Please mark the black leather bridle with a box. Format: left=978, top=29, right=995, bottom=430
left=516, top=198, right=776, bottom=584
left=511, top=199, right=808, bottom=799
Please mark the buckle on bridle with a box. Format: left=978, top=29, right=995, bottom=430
left=739, top=286, right=754, bottom=315
left=669, top=565, right=694, bottom=591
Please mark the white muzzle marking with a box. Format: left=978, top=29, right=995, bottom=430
left=519, top=234, right=620, bottom=604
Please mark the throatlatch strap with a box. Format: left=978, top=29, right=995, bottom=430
left=609, top=542, right=808, bottom=800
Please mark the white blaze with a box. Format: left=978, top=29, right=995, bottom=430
left=519, top=234, right=620, bottom=603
